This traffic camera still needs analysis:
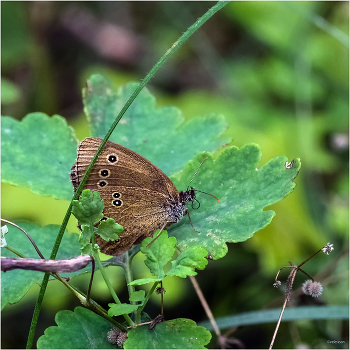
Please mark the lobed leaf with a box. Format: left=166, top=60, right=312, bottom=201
left=78, top=225, right=95, bottom=253
left=140, top=231, right=176, bottom=279
left=169, top=145, right=301, bottom=259
left=167, top=246, right=208, bottom=278
left=108, top=303, right=139, bottom=317
left=83, top=74, right=230, bottom=175
left=1, top=75, right=301, bottom=264
left=80, top=241, right=94, bottom=255
left=37, top=307, right=115, bottom=349
left=124, top=318, right=211, bottom=349
left=128, top=278, right=162, bottom=286
left=1, top=113, right=77, bottom=200
left=1, top=222, right=83, bottom=309
left=96, top=218, right=122, bottom=242
left=72, top=190, right=104, bottom=225
left=129, top=290, right=145, bottom=302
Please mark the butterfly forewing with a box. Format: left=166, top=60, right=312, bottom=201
left=72, top=137, right=185, bottom=256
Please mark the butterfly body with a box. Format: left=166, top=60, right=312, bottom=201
left=71, top=137, right=195, bottom=256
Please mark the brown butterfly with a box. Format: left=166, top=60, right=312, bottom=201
left=71, top=137, right=207, bottom=256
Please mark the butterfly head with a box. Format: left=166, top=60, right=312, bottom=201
left=181, top=186, right=220, bottom=210
left=179, top=186, right=196, bottom=203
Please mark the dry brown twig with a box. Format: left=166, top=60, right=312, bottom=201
left=269, top=243, right=334, bottom=349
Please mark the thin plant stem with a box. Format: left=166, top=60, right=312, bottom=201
left=160, top=281, right=164, bottom=318
left=138, top=281, right=160, bottom=316
left=26, top=2, right=230, bottom=347
left=274, top=266, right=294, bottom=282
left=270, top=267, right=297, bottom=349
left=190, top=275, right=221, bottom=338
left=269, top=297, right=288, bottom=349
left=94, top=252, right=133, bottom=318
left=90, top=222, right=134, bottom=326
left=123, top=252, right=138, bottom=322
left=124, top=252, right=135, bottom=301
left=297, top=267, right=314, bottom=281
left=297, top=248, right=323, bottom=268
left=1, top=219, right=45, bottom=259
left=26, top=274, right=50, bottom=349
left=5, top=246, right=26, bottom=258
left=86, top=258, right=95, bottom=303
left=67, top=282, right=128, bottom=332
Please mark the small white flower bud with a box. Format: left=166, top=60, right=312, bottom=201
left=302, top=279, right=323, bottom=297
left=322, top=243, right=334, bottom=255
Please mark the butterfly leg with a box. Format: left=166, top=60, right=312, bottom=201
left=185, top=209, right=200, bottom=233
left=146, top=222, right=168, bottom=248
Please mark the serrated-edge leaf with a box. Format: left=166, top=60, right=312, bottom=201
left=128, top=278, right=162, bottom=286
left=169, top=145, right=301, bottom=260
left=78, top=225, right=94, bottom=247
left=1, top=223, right=84, bottom=309
left=37, top=307, right=115, bottom=349
left=83, top=74, right=230, bottom=175
left=141, top=231, right=176, bottom=279
left=97, top=218, right=122, bottom=242
left=72, top=190, right=104, bottom=225
left=167, top=246, right=208, bottom=278
left=124, top=318, right=211, bottom=349
left=1, top=113, right=78, bottom=200
left=108, top=303, right=139, bottom=317
left=129, top=290, right=146, bottom=302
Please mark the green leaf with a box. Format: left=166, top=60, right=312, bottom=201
left=78, top=225, right=94, bottom=248
left=97, top=218, right=123, bottom=242
left=129, top=290, right=145, bottom=302
left=78, top=225, right=96, bottom=255
left=128, top=278, right=162, bottom=286
left=1, top=113, right=77, bottom=200
left=140, top=231, right=176, bottom=279
left=80, top=241, right=94, bottom=255
left=169, top=145, right=301, bottom=260
left=108, top=303, right=139, bottom=317
left=72, top=190, right=104, bottom=226
left=37, top=307, right=115, bottom=349
left=124, top=318, right=211, bottom=349
left=1, top=222, right=83, bottom=309
left=167, top=246, right=208, bottom=278
left=83, top=74, right=230, bottom=175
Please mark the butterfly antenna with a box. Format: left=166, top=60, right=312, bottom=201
left=187, top=157, right=220, bottom=203
left=188, top=157, right=208, bottom=186
left=194, top=189, right=220, bottom=203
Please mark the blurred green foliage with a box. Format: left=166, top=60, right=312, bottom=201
left=1, top=1, right=348, bottom=349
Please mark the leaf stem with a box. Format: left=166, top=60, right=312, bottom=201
left=1, top=219, right=45, bottom=259
left=90, top=222, right=134, bottom=326
left=123, top=252, right=138, bottom=321
left=5, top=246, right=26, bottom=258
left=93, top=254, right=134, bottom=327
left=67, top=280, right=128, bottom=332
left=137, top=281, right=160, bottom=319
left=124, top=253, right=135, bottom=300
left=26, top=273, right=50, bottom=349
